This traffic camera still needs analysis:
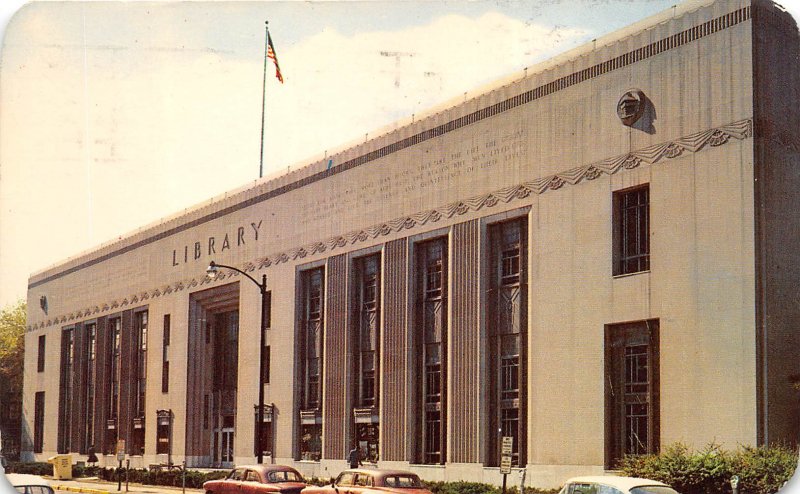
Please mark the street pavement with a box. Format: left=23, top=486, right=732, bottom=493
left=50, top=477, right=203, bottom=494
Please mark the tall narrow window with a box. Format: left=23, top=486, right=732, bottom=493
left=254, top=404, right=273, bottom=458
left=104, top=317, right=121, bottom=454
left=416, top=238, right=447, bottom=464
left=299, top=267, right=324, bottom=461
left=156, top=409, right=172, bottom=456
left=302, top=269, right=324, bottom=410
left=130, top=311, right=148, bottom=455
left=37, top=335, right=46, bottom=373
left=488, top=219, right=527, bottom=467
left=614, top=185, right=650, bottom=275
left=263, top=346, right=270, bottom=384
left=84, top=323, right=97, bottom=452
left=162, top=315, right=170, bottom=393
left=34, top=391, right=45, bottom=453
left=203, top=394, right=210, bottom=430
left=261, top=293, right=271, bottom=385
left=353, top=254, right=380, bottom=463
left=58, top=327, right=75, bottom=453
left=605, top=320, right=660, bottom=468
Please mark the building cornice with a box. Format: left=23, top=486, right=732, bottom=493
left=28, top=118, right=752, bottom=331
left=29, top=4, right=751, bottom=289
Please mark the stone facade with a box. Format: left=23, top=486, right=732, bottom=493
left=22, top=0, right=800, bottom=488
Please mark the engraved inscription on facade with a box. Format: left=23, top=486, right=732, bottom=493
left=300, top=128, right=527, bottom=226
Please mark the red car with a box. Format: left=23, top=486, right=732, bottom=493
left=302, top=469, right=431, bottom=494
left=204, top=465, right=307, bottom=494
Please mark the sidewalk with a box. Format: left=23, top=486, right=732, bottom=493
left=50, top=477, right=203, bottom=494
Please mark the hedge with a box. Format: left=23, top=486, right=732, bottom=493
left=424, top=480, right=557, bottom=494
left=8, top=445, right=797, bottom=494
left=5, top=461, right=52, bottom=476
left=4, top=462, right=227, bottom=489
left=95, top=467, right=228, bottom=488
left=4, top=464, right=556, bottom=494
left=618, top=443, right=798, bottom=494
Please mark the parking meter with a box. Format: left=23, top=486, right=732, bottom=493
left=730, top=475, right=740, bottom=494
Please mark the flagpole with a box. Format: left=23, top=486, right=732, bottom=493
left=259, top=21, right=269, bottom=179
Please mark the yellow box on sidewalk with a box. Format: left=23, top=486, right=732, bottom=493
left=47, top=454, right=73, bottom=480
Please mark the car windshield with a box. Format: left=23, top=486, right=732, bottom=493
left=14, top=487, right=54, bottom=494
left=268, top=470, right=303, bottom=482
left=383, top=475, right=422, bottom=488
left=631, top=487, right=680, bottom=494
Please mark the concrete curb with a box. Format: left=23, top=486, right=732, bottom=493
left=49, top=480, right=204, bottom=494
left=52, top=485, right=111, bottom=494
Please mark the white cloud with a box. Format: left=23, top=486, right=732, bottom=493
left=0, top=4, right=590, bottom=306
left=266, top=11, right=588, bottom=169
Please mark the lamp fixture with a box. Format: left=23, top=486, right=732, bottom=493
left=206, top=261, right=219, bottom=279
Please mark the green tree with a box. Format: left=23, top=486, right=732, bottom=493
left=0, top=300, right=25, bottom=460
left=0, top=300, right=25, bottom=390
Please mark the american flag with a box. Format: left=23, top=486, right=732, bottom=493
left=267, top=33, right=283, bottom=83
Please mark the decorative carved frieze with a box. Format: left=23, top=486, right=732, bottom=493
left=31, top=119, right=753, bottom=330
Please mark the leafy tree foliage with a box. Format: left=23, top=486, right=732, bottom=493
left=0, top=300, right=25, bottom=459
left=0, top=300, right=25, bottom=393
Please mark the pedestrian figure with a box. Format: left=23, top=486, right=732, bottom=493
left=87, top=445, right=98, bottom=466
left=348, top=446, right=362, bottom=469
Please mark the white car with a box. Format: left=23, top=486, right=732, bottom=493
left=3, top=473, right=55, bottom=494
left=559, top=476, right=681, bottom=494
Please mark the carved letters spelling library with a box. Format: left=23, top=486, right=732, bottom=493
left=23, top=0, right=800, bottom=487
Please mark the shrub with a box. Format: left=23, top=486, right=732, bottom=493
left=424, top=480, right=557, bottom=494
left=308, top=476, right=335, bottom=486
left=618, top=443, right=798, bottom=494
left=731, top=445, right=798, bottom=494
left=426, top=480, right=501, bottom=494
left=86, top=466, right=227, bottom=488
left=5, top=461, right=52, bottom=475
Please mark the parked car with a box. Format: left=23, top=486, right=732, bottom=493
left=559, top=476, right=681, bottom=494
left=4, top=473, right=55, bottom=494
left=203, top=464, right=307, bottom=494
left=302, top=469, right=432, bottom=494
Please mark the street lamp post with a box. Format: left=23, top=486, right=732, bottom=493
left=206, top=260, right=268, bottom=464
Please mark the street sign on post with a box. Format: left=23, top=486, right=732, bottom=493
left=500, top=457, right=512, bottom=474
left=116, top=439, right=126, bottom=461
left=116, top=439, right=126, bottom=491
left=500, top=436, right=513, bottom=475
left=501, top=436, right=513, bottom=455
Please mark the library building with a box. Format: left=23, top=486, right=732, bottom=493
left=22, top=0, right=800, bottom=488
